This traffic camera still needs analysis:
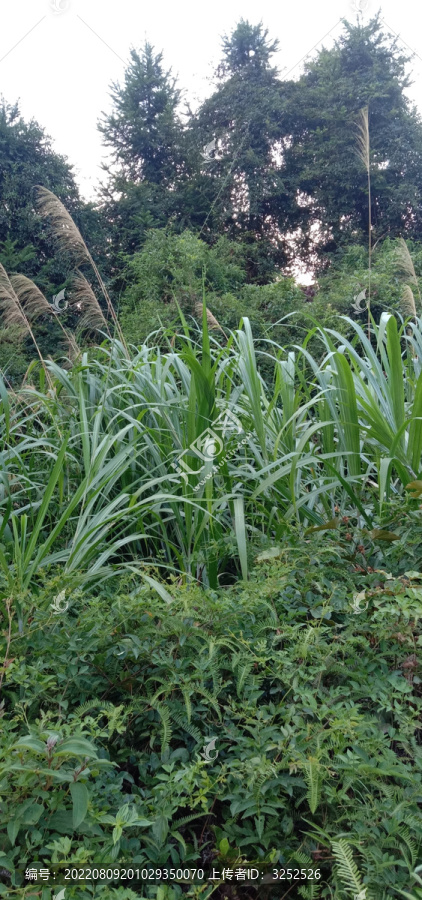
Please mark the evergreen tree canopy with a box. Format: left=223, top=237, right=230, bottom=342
left=0, top=98, right=81, bottom=285
left=97, top=16, right=422, bottom=285
left=98, top=43, right=188, bottom=273
left=218, top=19, right=280, bottom=76
left=98, top=43, right=184, bottom=185
left=282, top=15, right=422, bottom=269
left=187, top=20, right=294, bottom=282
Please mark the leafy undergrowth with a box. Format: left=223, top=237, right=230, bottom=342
left=1, top=535, right=422, bottom=899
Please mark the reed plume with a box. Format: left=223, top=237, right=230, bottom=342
left=396, top=237, right=421, bottom=304
left=10, top=274, right=80, bottom=357
left=68, top=271, right=111, bottom=339
left=0, top=264, right=54, bottom=390
left=194, top=301, right=226, bottom=335
left=34, top=186, right=129, bottom=355
left=400, top=284, right=417, bottom=319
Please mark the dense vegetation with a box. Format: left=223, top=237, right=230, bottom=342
left=1, top=10, right=422, bottom=900
left=1, top=306, right=422, bottom=897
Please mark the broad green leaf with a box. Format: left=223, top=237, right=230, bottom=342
left=305, top=518, right=340, bottom=534
left=7, top=821, right=19, bottom=846
left=54, top=737, right=99, bottom=758
left=13, top=736, right=46, bottom=754
left=70, top=781, right=89, bottom=828
left=370, top=529, right=400, bottom=542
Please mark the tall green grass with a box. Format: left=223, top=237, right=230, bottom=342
left=1, top=303, right=422, bottom=606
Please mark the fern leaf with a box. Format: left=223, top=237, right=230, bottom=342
left=305, top=757, right=322, bottom=814
left=332, top=839, right=370, bottom=898
left=169, top=709, right=202, bottom=744
left=181, top=689, right=192, bottom=723
left=153, top=702, right=172, bottom=755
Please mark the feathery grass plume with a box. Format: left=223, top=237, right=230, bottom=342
left=0, top=263, right=54, bottom=390
left=68, top=272, right=111, bottom=339
left=194, top=301, right=226, bottom=335
left=34, top=186, right=129, bottom=356
left=10, top=274, right=80, bottom=356
left=400, top=285, right=417, bottom=356
left=33, top=186, right=90, bottom=266
left=0, top=265, right=29, bottom=335
left=400, top=284, right=417, bottom=319
left=10, top=274, right=54, bottom=322
left=355, top=106, right=372, bottom=339
left=396, top=237, right=421, bottom=303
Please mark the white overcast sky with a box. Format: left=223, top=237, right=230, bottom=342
left=1, top=0, right=422, bottom=202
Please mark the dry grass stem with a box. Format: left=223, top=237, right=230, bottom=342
left=356, top=106, right=370, bottom=174
left=355, top=106, right=371, bottom=339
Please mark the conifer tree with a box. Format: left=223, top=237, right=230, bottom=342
left=281, top=14, right=422, bottom=269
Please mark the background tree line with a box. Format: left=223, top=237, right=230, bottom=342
left=2, top=13, right=422, bottom=376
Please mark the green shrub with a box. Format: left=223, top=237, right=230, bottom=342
left=1, top=532, right=422, bottom=898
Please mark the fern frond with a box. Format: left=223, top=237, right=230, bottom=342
left=305, top=757, right=322, bottom=814
left=196, top=686, right=222, bottom=719
left=74, top=698, right=104, bottom=717
left=332, top=839, right=371, bottom=898
left=173, top=811, right=211, bottom=828
left=236, top=662, right=253, bottom=697
left=152, top=702, right=172, bottom=755
left=169, top=708, right=202, bottom=744
left=391, top=826, right=417, bottom=867
left=181, top=689, right=192, bottom=724
left=298, top=882, right=322, bottom=899
left=292, top=852, right=315, bottom=867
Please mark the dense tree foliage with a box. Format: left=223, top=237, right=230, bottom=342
left=98, top=43, right=189, bottom=275
left=282, top=16, right=422, bottom=269
left=184, top=20, right=295, bottom=283
left=96, top=15, right=422, bottom=286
